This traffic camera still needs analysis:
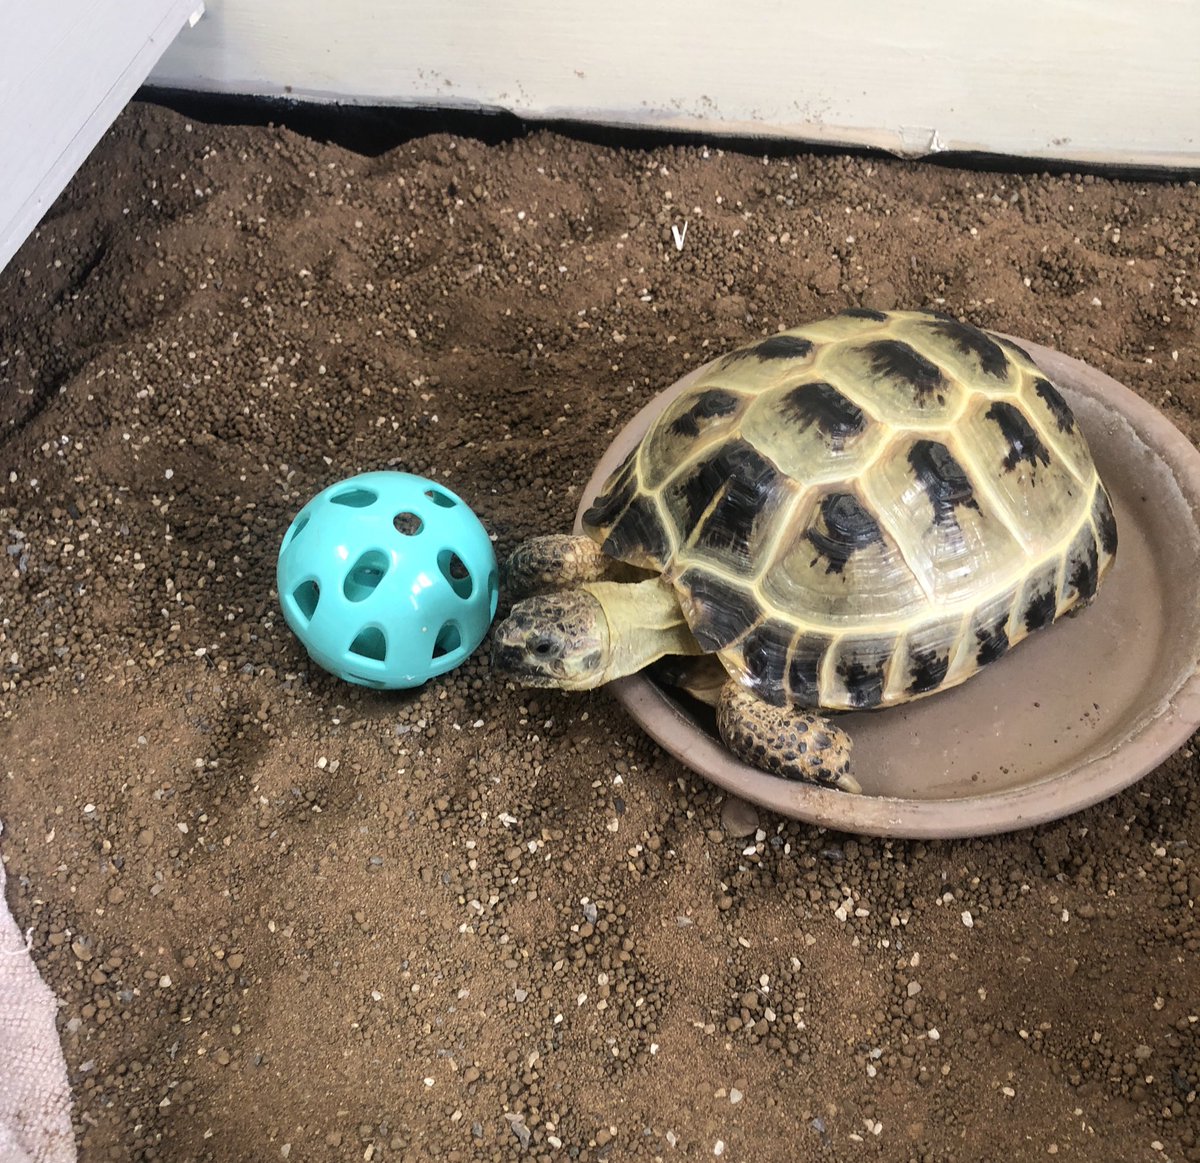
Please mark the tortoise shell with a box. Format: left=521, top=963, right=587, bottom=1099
left=582, top=309, right=1117, bottom=711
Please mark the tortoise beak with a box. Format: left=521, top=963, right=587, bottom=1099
left=491, top=635, right=559, bottom=687
left=491, top=639, right=527, bottom=675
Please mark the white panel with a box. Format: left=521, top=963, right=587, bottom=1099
left=0, top=0, right=204, bottom=275
left=149, top=0, right=1200, bottom=169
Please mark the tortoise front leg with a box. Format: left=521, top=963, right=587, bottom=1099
left=503, top=534, right=636, bottom=598
left=716, top=680, right=860, bottom=793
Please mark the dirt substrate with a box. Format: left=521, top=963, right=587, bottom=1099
left=1, top=100, right=1199, bottom=1163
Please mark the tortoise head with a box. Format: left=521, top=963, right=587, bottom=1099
left=491, top=590, right=610, bottom=690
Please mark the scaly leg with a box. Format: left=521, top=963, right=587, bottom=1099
left=716, top=680, right=860, bottom=793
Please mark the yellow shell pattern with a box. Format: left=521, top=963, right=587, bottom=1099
left=582, top=309, right=1117, bottom=710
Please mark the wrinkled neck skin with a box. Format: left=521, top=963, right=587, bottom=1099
left=584, top=577, right=704, bottom=684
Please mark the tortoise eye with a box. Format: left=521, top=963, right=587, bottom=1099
left=531, top=636, right=557, bottom=657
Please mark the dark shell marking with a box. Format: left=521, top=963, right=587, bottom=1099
left=787, top=635, right=832, bottom=706
left=1033, top=378, right=1076, bottom=433
left=780, top=382, right=866, bottom=447
left=908, top=440, right=978, bottom=526
left=582, top=447, right=638, bottom=530
left=749, top=335, right=815, bottom=361
left=1065, top=527, right=1100, bottom=604
left=986, top=401, right=1051, bottom=471
left=677, top=569, right=759, bottom=652
left=834, top=638, right=893, bottom=709
left=839, top=659, right=885, bottom=708
left=1023, top=587, right=1058, bottom=632
left=668, top=440, right=781, bottom=561
left=667, top=388, right=741, bottom=438
left=997, top=336, right=1035, bottom=364
left=599, top=494, right=671, bottom=567
left=925, top=318, right=1010, bottom=379
left=907, top=647, right=950, bottom=695
left=807, top=493, right=884, bottom=574
left=1093, top=485, right=1118, bottom=555
left=740, top=620, right=797, bottom=706
left=974, top=616, right=1010, bottom=666
left=839, top=307, right=889, bottom=322
left=862, top=339, right=946, bottom=397
left=724, top=335, right=814, bottom=363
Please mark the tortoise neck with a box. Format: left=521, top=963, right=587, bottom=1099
left=582, top=577, right=704, bottom=682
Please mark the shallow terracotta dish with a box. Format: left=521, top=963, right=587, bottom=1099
left=575, top=339, right=1200, bottom=838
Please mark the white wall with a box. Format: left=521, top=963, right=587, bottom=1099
left=2, top=1, right=1195, bottom=277
left=149, top=0, right=1200, bottom=169
left=0, top=0, right=205, bottom=275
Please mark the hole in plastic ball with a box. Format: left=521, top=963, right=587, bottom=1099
left=348, top=626, right=387, bottom=662
left=487, top=568, right=499, bottom=618
left=285, top=514, right=311, bottom=547
left=330, top=487, right=378, bottom=509
left=424, top=488, right=457, bottom=508
left=438, top=549, right=472, bottom=598
left=394, top=511, right=423, bottom=535
left=344, top=549, right=389, bottom=602
left=432, top=621, right=462, bottom=659
left=292, top=580, right=319, bottom=621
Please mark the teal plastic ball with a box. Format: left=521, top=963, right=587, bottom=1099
left=276, top=471, right=498, bottom=689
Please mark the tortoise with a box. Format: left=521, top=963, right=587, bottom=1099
left=491, top=308, right=1118, bottom=792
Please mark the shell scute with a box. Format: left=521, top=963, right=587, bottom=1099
left=1018, top=562, right=1061, bottom=634
left=666, top=387, right=743, bottom=438
left=1062, top=523, right=1101, bottom=606
left=920, top=317, right=1013, bottom=380
left=1092, top=483, right=1118, bottom=556
left=740, top=382, right=889, bottom=484
left=816, top=336, right=968, bottom=427
left=674, top=568, right=759, bottom=652
left=738, top=620, right=797, bottom=707
left=640, top=386, right=749, bottom=491
left=776, top=382, right=866, bottom=447
left=666, top=439, right=786, bottom=573
left=986, top=401, right=1052, bottom=471
left=905, top=644, right=951, bottom=696
left=724, top=334, right=815, bottom=363
left=786, top=633, right=833, bottom=705
left=859, top=432, right=1024, bottom=605
left=763, top=490, right=928, bottom=624
left=828, top=636, right=895, bottom=709
left=1032, top=377, right=1076, bottom=433
left=899, top=614, right=965, bottom=698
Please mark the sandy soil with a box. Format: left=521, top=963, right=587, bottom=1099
left=1, top=100, right=1198, bottom=1163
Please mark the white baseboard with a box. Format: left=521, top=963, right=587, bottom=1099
left=149, top=0, right=1200, bottom=170
left=0, top=0, right=204, bottom=275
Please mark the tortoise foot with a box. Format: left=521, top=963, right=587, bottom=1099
left=716, top=681, right=859, bottom=793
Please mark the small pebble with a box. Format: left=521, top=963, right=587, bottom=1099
left=720, top=796, right=759, bottom=837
